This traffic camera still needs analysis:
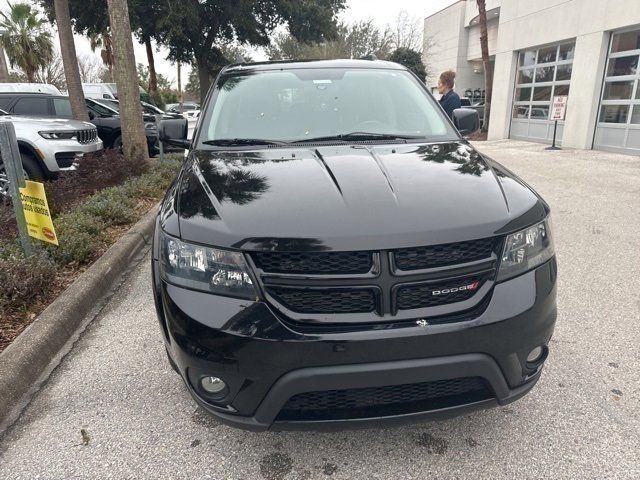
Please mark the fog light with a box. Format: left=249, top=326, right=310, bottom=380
left=201, top=376, right=226, bottom=394
left=526, top=346, right=544, bottom=364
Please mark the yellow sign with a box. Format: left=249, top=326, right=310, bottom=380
left=19, top=180, right=58, bottom=246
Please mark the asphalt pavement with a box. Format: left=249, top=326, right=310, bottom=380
left=0, top=140, right=639, bottom=479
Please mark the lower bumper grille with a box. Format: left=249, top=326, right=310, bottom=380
left=276, top=377, right=493, bottom=421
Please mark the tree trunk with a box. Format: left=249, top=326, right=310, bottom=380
left=197, top=57, right=211, bottom=105
left=54, top=0, right=89, bottom=122
left=477, top=0, right=493, bottom=132
left=106, top=0, right=148, bottom=169
left=144, top=37, right=158, bottom=99
left=177, top=61, right=183, bottom=112
left=0, top=46, right=9, bottom=82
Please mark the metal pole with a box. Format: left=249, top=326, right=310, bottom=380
left=546, top=120, right=561, bottom=151
left=0, top=122, right=32, bottom=256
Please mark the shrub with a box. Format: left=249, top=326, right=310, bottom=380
left=0, top=251, right=56, bottom=313
left=46, top=149, right=147, bottom=214
left=79, top=187, right=136, bottom=226
left=47, top=211, right=106, bottom=264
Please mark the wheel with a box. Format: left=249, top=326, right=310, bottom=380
left=20, top=152, right=44, bottom=181
left=0, top=153, right=43, bottom=199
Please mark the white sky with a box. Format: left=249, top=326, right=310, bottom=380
left=2, top=0, right=455, bottom=86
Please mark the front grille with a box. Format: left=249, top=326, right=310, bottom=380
left=276, top=377, right=492, bottom=421
left=396, top=277, right=485, bottom=310
left=393, top=238, right=496, bottom=271
left=254, top=237, right=501, bottom=319
left=76, top=128, right=98, bottom=144
left=267, top=287, right=376, bottom=314
left=252, top=251, right=372, bottom=275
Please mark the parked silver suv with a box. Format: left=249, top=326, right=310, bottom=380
left=0, top=111, right=102, bottom=197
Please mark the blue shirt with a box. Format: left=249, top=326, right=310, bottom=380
left=439, top=90, right=462, bottom=119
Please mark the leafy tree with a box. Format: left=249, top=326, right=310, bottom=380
left=267, top=20, right=393, bottom=61
left=0, top=3, right=53, bottom=83
left=88, top=32, right=115, bottom=82
left=54, top=0, right=88, bottom=121
left=389, top=47, right=427, bottom=82
left=155, top=0, right=346, bottom=102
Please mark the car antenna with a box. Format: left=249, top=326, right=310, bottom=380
left=360, top=53, right=378, bottom=61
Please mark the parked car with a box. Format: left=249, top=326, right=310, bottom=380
left=82, top=83, right=156, bottom=105
left=0, top=93, right=161, bottom=155
left=0, top=109, right=102, bottom=198
left=154, top=59, right=557, bottom=430
left=81, top=83, right=117, bottom=100
left=166, top=102, right=200, bottom=113
left=93, top=98, right=183, bottom=121
left=0, top=83, right=62, bottom=95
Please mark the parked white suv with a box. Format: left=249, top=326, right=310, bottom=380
left=0, top=111, right=103, bottom=197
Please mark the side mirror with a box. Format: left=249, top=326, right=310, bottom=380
left=159, top=118, right=190, bottom=148
left=87, top=110, right=95, bottom=120
left=452, top=108, right=480, bottom=136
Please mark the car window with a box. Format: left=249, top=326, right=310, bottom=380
left=53, top=98, right=73, bottom=118
left=201, top=68, right=456, bottom=144
left=13, top=97, right=49, bottom=116
left=0, top=98, right=11, bottom=110
left=87, top=99, right=118, bottom=116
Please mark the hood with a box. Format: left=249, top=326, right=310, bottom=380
left=170, top=142, right=546, bottom=251
left=0, top=115, right=95, bottom=130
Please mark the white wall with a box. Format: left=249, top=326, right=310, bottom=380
left=423, top=1, right=486, bottom=97
left=488, top=0, right=640, bottom=149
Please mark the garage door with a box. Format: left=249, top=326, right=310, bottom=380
left=510, top=42, right=575, bottom=144
left=594, top=29, right=640, bottom=154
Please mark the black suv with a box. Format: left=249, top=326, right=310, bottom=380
left=0, top=93, right=162, bottom=155
left=153, top=59, right=557, bottom=430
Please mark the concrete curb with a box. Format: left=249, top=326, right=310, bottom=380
left=0, top=205, right=158, bottom=432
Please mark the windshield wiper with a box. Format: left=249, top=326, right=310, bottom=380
left=202, top=138, right=288, bottom=146
left=292, top=132, right=426, bottom=143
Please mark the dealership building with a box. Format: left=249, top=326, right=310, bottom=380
left=424, top=0, right=640, bottom=154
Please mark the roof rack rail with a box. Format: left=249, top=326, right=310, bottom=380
left=359, top=53, right=378, bottom=61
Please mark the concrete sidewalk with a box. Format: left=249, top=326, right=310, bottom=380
left=0, top=140, right=639, bottom=479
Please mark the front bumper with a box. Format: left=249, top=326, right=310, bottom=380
left=33, top=137, right=103, bottom=174
left=152, top=251, right=557, bottom=431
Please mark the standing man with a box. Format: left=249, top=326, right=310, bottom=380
left=438, top=70, right=462, bottom=119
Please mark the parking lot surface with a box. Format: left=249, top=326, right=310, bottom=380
left=0, top=140, right=639, bottom=479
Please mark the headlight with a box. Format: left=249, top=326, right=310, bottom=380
left=159, top=232, right=257, bottom=299
left=39, top=131, right=76, bottom=140
left=144, top=122, right=157, bottom=130
left=497, top=217, right=554, bottom=281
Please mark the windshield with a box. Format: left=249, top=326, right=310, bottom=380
left=198, top=67, right=457, bottom=145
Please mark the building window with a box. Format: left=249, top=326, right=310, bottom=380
left=599, top=29, right=640, bottom=125
left=512, top=42, right=575, bottom=120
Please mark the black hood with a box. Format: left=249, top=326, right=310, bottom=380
left=166, top=142, right=547, bottom=251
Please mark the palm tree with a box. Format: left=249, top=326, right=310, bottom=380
left=477, top=0, right=492, bottom=131
left=106, top=0, right=148, bottom=168
left=0, top=2, right=53, bottom=83
left=53, top=0, right=88, bottom=121
left=88, top=31, right=115, bottom=82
